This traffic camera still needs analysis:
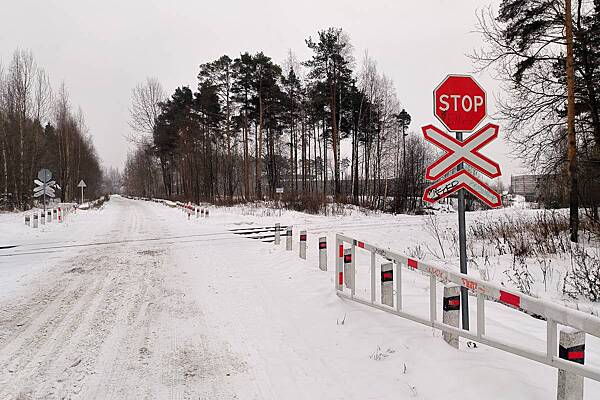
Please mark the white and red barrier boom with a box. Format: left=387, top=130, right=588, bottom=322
left=335, top=233, right=600, bottom=383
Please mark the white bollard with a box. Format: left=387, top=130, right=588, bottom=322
left=381, top=262, right=394, bottom=307
left=46, top=210, right=51, bottom=223
left=201, top=209, right=205, bottom=217
left=318, top=237, right=327, bottom=271
left=53, top=208, right=57, bottom=221
left=443, top=285, right=461, bottom=349
left=25, top=214, right=30, bottom=226
left=299, top=230, right=307, bottom=259
left=286, top=227, right=292, bottom=251
left=33, top=213, right=38, bottom=228
left=40, top=211, right=45, bottom=225
left=557, top=329, right=585, bottom=400
left=195, top=207, right=199, bottom=219
left=274, top=223, right=281, bottom=245
left=206, top=209, right=209, bottom=217
left=58, top=207, right=62, bottom=223
left=343, top=248, right=353, bottom=290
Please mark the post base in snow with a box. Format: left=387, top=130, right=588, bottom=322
left=443, top=285, right=460, bottom=349
left=557, top=329, right=584, bottom=400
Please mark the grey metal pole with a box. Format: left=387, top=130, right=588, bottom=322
left=456, top=131, right=469, bottom=330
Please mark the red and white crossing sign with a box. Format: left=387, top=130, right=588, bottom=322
left=434, top=75, right=486, bottom=132
left=423, top=123, right=501, bottom=180
left=423, top=169, right=501, bottom=208
left=423, top=74, right=502, bottom=209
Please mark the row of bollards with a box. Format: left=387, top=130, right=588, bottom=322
left=24, top=207, right=66, bottom=228
left=274, top=224, right=328, bottom=272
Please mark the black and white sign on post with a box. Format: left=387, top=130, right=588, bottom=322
left=78, top=179, right=87, bottom=204
left=34, top=168, right=56, bottom=212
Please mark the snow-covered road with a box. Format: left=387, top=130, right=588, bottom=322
left=0, top=196, right=598, bottom=399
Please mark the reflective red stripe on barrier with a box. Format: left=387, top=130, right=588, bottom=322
left=408, top=258, right=418, bottom=269
left=300, top=235, right=307, bottom=241
left=344, top=254, right=352, bottom=263
left=499, top=290, right=520, bottom=308
left=338, top=272, right=343, bottom=285
left=319, top=242, right=327, bottom=249
left=339, top=245, right=344, bottom=258
left=358, top=241, right=365, bottom=248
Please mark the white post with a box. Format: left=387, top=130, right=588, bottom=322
left=196, top=207, right=199, bottom=219
left=205, top=209, right=209, bottom=218
left=350, top=243, right=356, bottom=298
left=25, top=214, right=30, bottom=226
left=299, top=230, right=307, bottom=259
left=40, top=210, right=45, bottom=225
left=46, top=210, right=51, bottom=223
left=443, top=285, right=461, bottom=349
left=201, top=208, right=204, bottom=217
left=396, top=261, right=403, bottom=311
left=53, top=208, right=57, bottom=221
left=275, top=223, right=281, bottom=245
left=370, top=252, right=376, bottom=303
left=286, top=227, right=292, bottom=251
left=343, top=248, right=352, bottom=290
left=58, top=207, right=62, bottom=223
left=381, top=262, right=393, bottom=307
left=318, top=237, right=327, bottom=271
left=33, top=213, right=38, bottom=228
left=557, top=329, right=585, bottom=400
left=81, top=186, right=84, bottom=204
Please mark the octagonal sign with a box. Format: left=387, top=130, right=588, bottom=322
left=434, top=75, right=487, bottom=132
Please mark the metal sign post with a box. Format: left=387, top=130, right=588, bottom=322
left=423, top=75, right=502, bottom=330
left=276, top=187, right=283, bottom=216
left=78, top=179, right=87, bottom=204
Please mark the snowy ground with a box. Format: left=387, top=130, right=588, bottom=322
left=0, top=196, right=598, bottom=399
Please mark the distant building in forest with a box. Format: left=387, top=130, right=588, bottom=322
left=510, top=174, right=565, bottom=205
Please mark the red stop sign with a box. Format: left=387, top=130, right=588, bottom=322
left=434, top=75, right=487, bottom=132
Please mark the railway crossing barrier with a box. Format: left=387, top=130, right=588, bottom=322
left=335, top=232, right=600, bottom=391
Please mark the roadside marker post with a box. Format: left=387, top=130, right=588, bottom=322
left=299, top=230, right=307, bottom=259
left=318, top=237, right=327, bottom=271
left=206, top=209, right=209, bottom=218
left=53, top=208, right=57, bottom=221
left=343, top=248, right=353, bottom=293
left=40, top=211, right=45, bottom=225
left=558, top=330, right=585, bottom=400
left=33, top=213, right=38, bottom=228
left=381, top=262, right=394, bottom=307
left=286, top=227, right=292, bottom=251
left=274, top=223, right=281, bottom=245
left=443, top=285, right=461, bottom=349
left=47, top=210, right=51, bottom=223
left=25, top=214, right=30, bottom=226
left=58, top=207, right=62, bottom=223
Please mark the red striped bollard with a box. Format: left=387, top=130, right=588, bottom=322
left=381, top=262, right=393, bottom=307
left=318, top=237, right=327, bottom=271
left=443, top=285, right=461, bottom=348
left=58, top=207, right=62, bottom=223
left=286, top=227, right=292, bottom=251
left=299, top=230, right=307, bottom=259
left=557, top=329, right=584, bottom=400
left=343, top=248, right=353, bottom=290
left=336, top=243, right=344, bottom=290
left=274, top=223, right=281, bottom=245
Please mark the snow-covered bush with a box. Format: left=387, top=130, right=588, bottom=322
left=564, top=246, right=600, bottom=302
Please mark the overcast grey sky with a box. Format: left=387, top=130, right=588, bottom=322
left=1, top=0, right=524, bottom=183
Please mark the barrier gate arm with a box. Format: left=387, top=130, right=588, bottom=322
left=335, top=233, right=600, bottom=382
